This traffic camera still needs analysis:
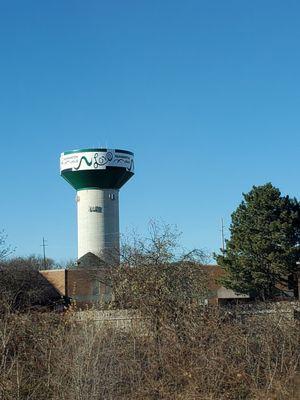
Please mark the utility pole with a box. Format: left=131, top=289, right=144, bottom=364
left=221, top=218, right=225, bottom=252
left=41, top=237, right=47, bottom=269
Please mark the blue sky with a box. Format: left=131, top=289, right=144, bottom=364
left=1, top=0, right=300, bottom=261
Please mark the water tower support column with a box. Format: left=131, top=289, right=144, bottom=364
left=76, top=188, right=119, bottom=261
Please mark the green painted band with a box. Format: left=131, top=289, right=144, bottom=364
left=61, top=168, right=134, bottom=190
left=76, top=187, right=119, bottom=191
left=63, top=148, right=134, bottom=156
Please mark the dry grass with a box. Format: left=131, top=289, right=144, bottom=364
left=0, top=303, right=299, bottom=400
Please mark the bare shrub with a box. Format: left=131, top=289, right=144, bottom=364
left=0, top=221, right=298, bottom=399
left=0, top=311, right=65, bottom=400
left=0, top=264, right=62, bottom=313
left=0, top=302, right=299, bottom=400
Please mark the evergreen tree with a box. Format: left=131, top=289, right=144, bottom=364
left=217, top=183, right=300, bottom=300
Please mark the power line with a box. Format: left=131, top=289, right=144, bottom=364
left=41, top=237, right=48, bottom=269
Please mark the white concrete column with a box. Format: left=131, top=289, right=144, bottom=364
left=76, top=189, right=119, bottom=263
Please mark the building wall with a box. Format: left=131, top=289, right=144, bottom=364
left=40, top=268, right=112, bottom=308
left=40, top=266, right=300, bottom=309
left=67, top=269, right=110, bottom=305
left=40, top=270, right=66, bottom=296
left=217, top=286, right=249, bottom=300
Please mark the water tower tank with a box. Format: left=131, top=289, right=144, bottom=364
left=60, top=148, right=134, bottom=263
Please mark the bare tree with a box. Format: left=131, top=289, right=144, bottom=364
left=2, top=255, right=56, bottom=271
left=120, top=219, right=209, bottom=267
left=111, top=220, right=211, bottom=370
left=0, top=230, right=13, bottom=260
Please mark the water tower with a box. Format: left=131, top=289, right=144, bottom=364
left=60, top=148, right=134, bottom=263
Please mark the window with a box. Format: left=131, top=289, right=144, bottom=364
left=92, top=282, right=100, bottom=296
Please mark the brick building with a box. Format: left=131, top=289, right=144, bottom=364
left=40, top=268, right=111, bottom=308
left=39, top=262, right=300, bottom=309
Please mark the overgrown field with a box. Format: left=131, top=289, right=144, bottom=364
left=0, top=305, right=299, bottom=400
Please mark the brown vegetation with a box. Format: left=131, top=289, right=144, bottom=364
left=0, top=222, right=299, bottom=399
left=0, top=264, right=63, bottom=313
left=0, top=298, right=299, bottom=399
